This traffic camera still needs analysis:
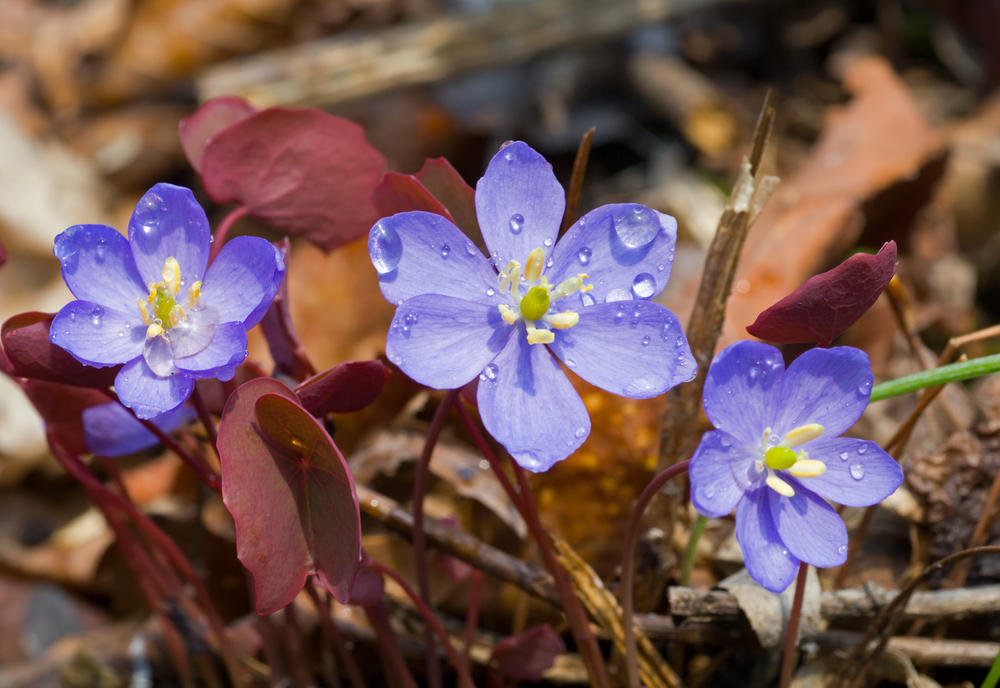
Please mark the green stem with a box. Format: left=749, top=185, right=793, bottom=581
left=870, top=353, right=1000, bottom=402
left=982, top=649, right=1000, bottom=688
left=681, top=515, right=708, bottom=587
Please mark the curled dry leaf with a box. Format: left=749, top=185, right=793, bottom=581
left=746, top=241, right=897, bottom=346
left=218, top=378, right=362, bottom=613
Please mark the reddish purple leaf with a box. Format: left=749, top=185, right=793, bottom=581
left=22, top=379, right=108, bottom=456
left=218, top=378, right=361, bottom=614
left=414, top=158, right=480, bottom=241
left=178, top=96, right=257, bottom=174
left=490, top=624, right=566, bottom=682
left=746, top=241, right=898, bottom=347
left=346, top=559, right=385, bottom=607
left=2, top=312, right=119, bottom=388
left=201, top=108, right=386, bottom=252
left=194, top=360, right=267, bottom=416
left=259, top=239, right=315, bottom=381
left=294, top=360, right=390, bottom=417
left=373, top=171, right=454, bottom=222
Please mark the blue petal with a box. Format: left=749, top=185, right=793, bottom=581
left=767, top=482, right=848, bottom=568
left=797, top=437, right=902, bottom=507
left=547, top=300, right=694, bottom=398
left=50, top=301, right=146, bottom=367
left=201, top=236, right=285, bottom=328
left=702, top=341, right=785, bottom=445
left=387, top=294, right=513, bottom=389
left=83, top=402, right=193, bottom=457
left=772, top=346, right=874, bottom=439
left=128, top=183, right=211, bottom=288
left=115, top=357, right=194, bottom=419
left=735, top=488, right=800, bottom=592
left=689, top=430, right=760, bottom=518
left=174, top=321, right=248, bottom=380
left=54, top=225, right=147, bottom=314
left=474, top=142, right=565, bottom=268
left=477, top=331, right=589, bottom=472
left=370, top=212, right=501, bottom=305
left=546, top=204, right=677, bottom=306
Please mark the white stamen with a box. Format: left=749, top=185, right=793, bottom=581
left=524, top=248, right=545, bottom=283
left=552, top=273, right=588, bottom=299
left=784, top=423, right=825, bottom=447
left=498, top=304, right=518, bottom=325
left=526, top=327, right=554, bottom=345
left=548, top=311, right=579, bottom=329
left=766, top=474, right=795, bottom=497
left=788, top=458, right=826, bottom=478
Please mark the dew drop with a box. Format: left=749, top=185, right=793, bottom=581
left=465, top=240, right=478, bottom=256
left=565, top=358, right=576, bottom=368
left=856, top=445, right=867, bottom=455
left=577, top=247, right=592, bottom=265
left=606, top=288, right=632, bottom=303
left=701, top=486, right=716, bottom=500
left=403, top=313, right=418, bottom=326
left=546, top=257, right=553, bottom=268
left=674, top=336, right=685, bottom=348
left=837, top=544, right=847, bottom=555
left=657, top=263, right=665, bottom=272
left=719, top=436, right=732, bottom=447
left=68, top=312, right=77, bottom=322
left=543, top=237, right=553, bottom=247
left=440, top=243, right=451, bottom=259
left=89, top=307, right=104, bottom=327
left=839, top=451, right=849, bottom=461
left=614, top=303, right=627, bottom=322
left=486, top=287, right=496, bottom=297
left=613, top=206, right=659, bottom=249
left=369, top=222, right=402, bottom=274
left=849, top=463, right=865, bottom=480
left=480, top=363, right=499, bottom=382
left=641, top=335, right=651, bottom=346
left=95, top=238, right=108, bottom=262
left=508, top=213, right=524, bottom=234
left=631, top=273, right=656, bottom=299
left=857, top=380, right=872, bottom=396
left=580, top=292, right=596, bottom=307
left=574, top=426, right=586, bottom=438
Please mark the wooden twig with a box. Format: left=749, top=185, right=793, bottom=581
left=815, top=630, right=999, bottom=667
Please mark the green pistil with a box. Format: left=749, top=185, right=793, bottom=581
left=152, top=286, right=177, bottom=323
left=519, top=286, right=550, bottom=320
left=764, top=446, right=797, bottom=470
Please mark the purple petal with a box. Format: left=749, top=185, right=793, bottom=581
left=115, top=358, right=194, bottom=419
left=369, top=211, right=500, bottom=305
left=201, top=236, right=285, bottom=328
left=54, top=225, right=146, bottom=314
left=798, top=437, right=902, bottom=507
left=547, top=205, right=677, bottom=305
left=50, top=301, right=145, bottom=367
left=477, top=332, right=589, bottom=472
left=735, top=489, right=800, bottom=592
left=690, top=430, right=759, bottom=518
left=547, top=301, right=694, bottom=398
left=772, top=346, right=873, bottom=439
left=128, top=183, right=211, bottom=288
left=167, top=307, right=220, bottom=359
left=768, top=484, right=848, bottom=568
left=387, top=294, right=513, bottom=389
left=474, top=142, right=565, bottom=268
left=702, top=341, right=785, bottom=445
left=83, top=402, right=193, bottom=457
left=174, top=321, right=248, bottom=380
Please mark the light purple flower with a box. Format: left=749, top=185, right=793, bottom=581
left=50, top=183, right=285, bottom=419
left=368, top=141, right=695, bottom=472
left=83, top=402, right=194, bottom=457
left=689, top=341, right=903, bottom=592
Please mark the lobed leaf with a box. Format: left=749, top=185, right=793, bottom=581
left=746, top=241, right=897, bottom=347
left=3, top=312, right=119, bottom=388
left=294, top=360, right=390, bottom=417
left=178, top=96, right=257, bottom=174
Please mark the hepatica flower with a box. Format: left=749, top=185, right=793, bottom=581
left=369, top=141, right=695, bottom=471
left=50, top=183, right=285, bottom=419
left=83, top=402, right=194, bottom=457
left=689, top=341, right=903, bottom=592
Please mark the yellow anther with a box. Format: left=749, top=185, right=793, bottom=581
left=788, top=458, right=827, bottom=478
left=499, top=260, right=521, bottom=295
left=549, top=311, right=579, bottom=329
left=498, top=304, right=518, bottom=325
left=162, top=257, right=181, bottom=296
left=169, top=304, right=185, bottom=328
left=146, top=321, right=165, bottom=339
left=765, top=474, right=795, bottom=498
left=581, top=284, right=593, bottom=293
left=137, top=298, right=150, bottom=326
left=524, top=248, right=545, bottom=283
left=526, top=327, right=555, bottom=345
left=784, top=423, right=824, bottom=447
left=552, top=273, right=588, bottom=299
left=187, top=281, right=202, bottom=307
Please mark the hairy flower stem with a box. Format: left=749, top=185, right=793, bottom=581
left=411, top=388, right=461, bottom=688
left=869, top=352, right=1000, bottom=401
left=511, top=463, right=615, bottom=688
left=779, top=563, right=809, bottom=688
left=369, top=560, right=477, bottom=688
left=209, top=205, right=250, bottom=262
left=620, top=459, right=691, bottom=688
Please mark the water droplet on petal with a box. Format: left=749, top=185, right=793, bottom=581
left=440, top=243, right=451, bottom=258
left=68, top=311, right=77, bottom=322
left=606, top=288, right=632, bottom=304
left=403, top=313, right=418, bottom=326
left=508, top=213, right=524, bottom=234
left=631, top=273, right=656, bottom=299
left=657, top=263, right=665, bottom=272
left=857, top=380, right=872, bottom=396
left=700, top=485, right=716, bottom=500
left=465, top=240, right=478, bottom=256
left=574, top=426, right=586, bottom=438
left=543, top=237, right=553, bottom=247
left=565, top=358, right=576, bottom=368
left=89, top=306, right=104, bottom=327
left=641, top=335, right=651, bottom=346
left=849, top=463, right=865, bottom=480
left=480, top=363, right=499, bottom=382
left=613, top=206, right=659, bottom=249
left=580, top=292, right=596, bottom=307
left=839, top=451, right=849, bottom=461
left=370, top=222, right=402, bottom=274
left=838, top=544, right=848, bottom=555
left=720, top=436, right=732, bottom=447
left=486, top=287, right=496, bottom=297
left=577, top=247, right=592, bottom=265
left=857, top=445, right=867, bottom=455
left=674, top=335, right=685, bottom=348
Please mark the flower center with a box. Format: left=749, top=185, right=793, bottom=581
left=757, top=423, right=827, bottom=498
left=137, top=256, right=202, bottom=340
left=495, top=246, right=592, bottom=345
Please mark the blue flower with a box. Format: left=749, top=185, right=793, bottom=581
left=689, top=341, right=903, bottom=592
left=83, top=402, right=193, bottom=457
left=50, top=183, right=285, bottom=419
left=368, top=141, right=695, bottom=472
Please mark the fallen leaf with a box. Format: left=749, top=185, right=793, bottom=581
left=294, top=360, right=390, bottom=416
left=746, top=241, right=897, bottom=346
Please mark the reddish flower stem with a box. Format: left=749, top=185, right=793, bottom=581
left=281, top=602, right=312, bottom=688
left=304, top=582, right=368, bottom=688
left=369, top=559, right=477, bottom=688
left=210, top=205, right=250, bottom=262
left=362, top=598, right=419, bottom=688
left=779, top=562, right=809, bottom=688
left=463, top=569, right=484, bottom=664
left=190, top=386, right=220, bottom=459
left=411, top=388, right=461, bottom=688
left=453, top=401, right=525, bottom=513
left=620, top=459, right=690, bottom=688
